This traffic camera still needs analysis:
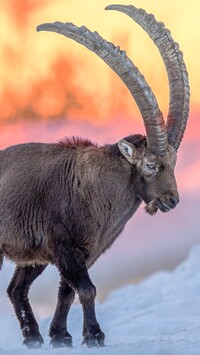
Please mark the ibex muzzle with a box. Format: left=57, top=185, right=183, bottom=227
left=0, top=4, right=189, bottom=349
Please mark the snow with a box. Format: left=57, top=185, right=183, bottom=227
left=1, top=246, right=200, bottom=354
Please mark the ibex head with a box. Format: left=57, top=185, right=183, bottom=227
left=118, top=137, right=179, bottom=215
left=37, top=4, right=190, bottom=216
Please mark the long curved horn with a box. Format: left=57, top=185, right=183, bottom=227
left=105, top=4, right=190, bottom=151
left=37, top=22, right=168, bottom=155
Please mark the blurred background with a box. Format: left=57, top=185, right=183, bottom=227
left=0, top=0, right=199, bottom=319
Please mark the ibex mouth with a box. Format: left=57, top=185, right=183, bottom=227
left=158, top=199, right=171, bottom=212
left=145, top=198, right=171, bottom=215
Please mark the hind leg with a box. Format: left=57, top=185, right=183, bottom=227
left=53, top=244, right=105, bottom=348
left=49, top=277, right=75, bottom=348
left=7, top=264, right=47, bottom=348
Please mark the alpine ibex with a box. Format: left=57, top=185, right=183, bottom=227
left=0, top=4, right=189, bottom=349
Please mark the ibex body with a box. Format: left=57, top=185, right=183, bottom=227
left=0, top=4, right=189, bottom=349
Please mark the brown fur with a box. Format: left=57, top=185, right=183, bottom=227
left=0, top=134, right=179, bottom=348
left=58, top=136, right=98, bottom=148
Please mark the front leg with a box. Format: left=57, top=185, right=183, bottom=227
left=49, top=278, right=75, bottom=348
left=53, top=244, right=105, bottom=347
left=80, top=285, right=105, bottom=347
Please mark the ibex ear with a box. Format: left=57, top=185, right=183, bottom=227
left=118, top=139, right=137, bottom=164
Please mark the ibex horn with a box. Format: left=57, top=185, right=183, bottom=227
left=37, top=21, right=168, bottom=156
left=105, top=4, right=190, bottom=151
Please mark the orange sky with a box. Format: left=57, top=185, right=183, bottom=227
left=0, top=0, right=199, bottom=129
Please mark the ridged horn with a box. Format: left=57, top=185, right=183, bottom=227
left=37, top=21, right=168, bottom=155
left=105, top=4, right=190, bottom=151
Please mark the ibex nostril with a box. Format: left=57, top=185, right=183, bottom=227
left=170, top=197, right=179, bottom=207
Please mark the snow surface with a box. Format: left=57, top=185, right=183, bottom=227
left=1, top=246, right=200, bottom=355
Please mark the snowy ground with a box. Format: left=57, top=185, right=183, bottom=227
left=1, top=246, right=200, bottom=355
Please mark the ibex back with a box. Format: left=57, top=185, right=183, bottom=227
left=0, top=4, right=189, bottom=349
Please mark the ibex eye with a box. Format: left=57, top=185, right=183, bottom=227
left=147, top=163, right=155, bottom=170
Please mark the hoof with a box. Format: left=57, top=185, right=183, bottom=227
left=82, top=330, right=105, bottom=348
left=50, top=332, right=73, bottom=348
left=23, top=334, right=44, bottom=349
